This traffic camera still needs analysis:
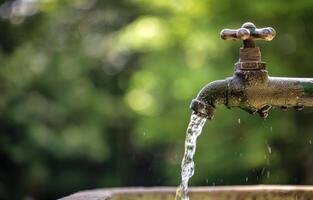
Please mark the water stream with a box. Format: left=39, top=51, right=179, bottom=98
left=175, top=114, right=207, bottom=200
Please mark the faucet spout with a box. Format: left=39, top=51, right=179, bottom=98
left=190, top=79, right=228, bottom=119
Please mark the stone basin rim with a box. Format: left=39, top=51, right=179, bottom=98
left=59, top=185, right=313, bottom=200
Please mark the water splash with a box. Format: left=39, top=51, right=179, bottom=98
left=175, top=114, right=207, bottom=200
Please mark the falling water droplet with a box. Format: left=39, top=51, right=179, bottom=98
left=245, top=177, right=249, bottom=182
left=238, top=118, right=241, bottom=124
left=267, top=171, right=270, bottom=178
left=270, top=126, right=273, bottom=132
left=261, top=167, right=265, bottom=175
left=267, top=144, right=272, bottom=154
left=309, top=140, right=312, bottom=145
left=206, top=179, right=209, bottom=184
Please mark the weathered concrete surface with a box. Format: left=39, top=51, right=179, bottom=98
left=59, top=185, right=313, bottom=200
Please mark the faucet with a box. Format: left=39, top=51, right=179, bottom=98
left=190, top=22, right=313, bottom=120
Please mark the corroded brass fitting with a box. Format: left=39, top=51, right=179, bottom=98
left=222, top=22, right=274, bottom=71
left=191, top=22, right=313, bottom=119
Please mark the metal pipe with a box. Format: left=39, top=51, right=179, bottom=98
left=191, top=76, right=313, bottom=119
left=246, top=77, right=313, bottom=108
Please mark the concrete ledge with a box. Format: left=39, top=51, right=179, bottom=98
left=59, top=185, right=313, bottom=200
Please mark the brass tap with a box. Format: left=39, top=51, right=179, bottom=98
left=191, top=22, right=313, bottom=119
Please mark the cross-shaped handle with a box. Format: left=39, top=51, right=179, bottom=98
left=220, top=22, right=276, bottom=46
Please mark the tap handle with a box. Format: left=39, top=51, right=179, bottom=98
left=220, top=22, right=276, bottom=42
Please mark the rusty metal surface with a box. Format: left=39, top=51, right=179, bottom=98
left=59, top=185, right=313, bottom=200
left=192, top=74, right=313, bottom=119
left=191, top=22, right=313, bottom=119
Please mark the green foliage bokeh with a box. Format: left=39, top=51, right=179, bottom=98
left=0, top=0, right=313, bottom=199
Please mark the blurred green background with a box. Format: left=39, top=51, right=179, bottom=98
left=0, top=0, right=313, bottom=199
